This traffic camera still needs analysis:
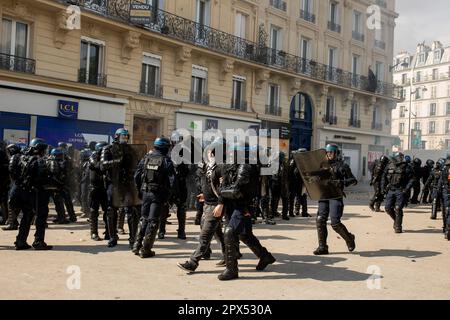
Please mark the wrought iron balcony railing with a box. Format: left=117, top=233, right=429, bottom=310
left=323, top=115, right=338, bottom=125
left=265, top=105, right=282, bottom=117
left=0, top=53, right=36, bottom=74
left=231, top=99, right=248, bottom=112
left=78, top=68, right=107, bottom=87
left=348, top=118, right=361, bottom=128
left=372, top=122, right=383, bottom=131
left=328, top=21, right=341, bottom=33
left=299, top=10, right=315, bottom=23
left=374, top=40, right=386, bottom=50
left=139, top=82, right=163, bottom=98
left=58, top=0, right=402, bottom=100
left=270, top=0, right=287, bottom=11
left=352, top=31, right=365, bottom=42
left=190, top=91, right=209, bottom=105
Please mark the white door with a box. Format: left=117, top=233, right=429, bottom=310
left=342, top=149, right=360, bottom=178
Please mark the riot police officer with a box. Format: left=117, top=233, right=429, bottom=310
left=382, top=152, right=415, bottom=233
left=101, top=128, right=131, bottom=247
left=425, top=159, right=445, bottom=220
left=88, top=142, right=109, bottom=241
left=269, top=151, right=289, bottom=220
left=133, top=137, right=174, bottom=258
left=79, top=148, right=92, bottom=217
left=410, top=158, right=423, bottom=204
left=0, top=141, right=10, bottom=226
left=15, top=138, right=53, bottom=250
left=2, top=144, right=21, bottom=231
left=439, top=156, right=450, bottom=240
left=216, top=143, right=276, bottom=281
left=288, top=149, right=310, bottom=218
left=369, top=155, right=390, bottom=212
left=421, top=160, right=435, bottom=204
left=314, top=144, right=357, bottom=255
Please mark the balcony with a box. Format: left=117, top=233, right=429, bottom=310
left=328, top=21, right=341, bottom=33
left=376, top=0, right=387, bottom=8
left=270, top=0, right=287, bottom=11
left=299, top=10, right=315, bottom=23
left=323, top=115, right=338, bottom=125
left=265, top=105, right=282, bottom=117
left=348, top=118, right=361, bottom=128
left=372, top=122, right=383, bottom=131
left=231, top=99, right=248, bottom=112
left=352, top=31, right=365, bottom=42
left=0, top=53, right=35, bottom=74
left=78, top=68, right=107, bottom=87
left=139, top=83, right=163, bottom=98
left=59, top=0, right=402, bottom=100
left=190, top=91, right=209, bottom=105
left=374, top=40, right=386, bottom=50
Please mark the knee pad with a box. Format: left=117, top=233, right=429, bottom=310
left=224, top=227, right=236, bottom=243
left=394, top=206, right=403, bottom=216
left=316, top=215, right=327, bottom=228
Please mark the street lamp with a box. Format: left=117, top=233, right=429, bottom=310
left=408, top=85, right=427, bottom=151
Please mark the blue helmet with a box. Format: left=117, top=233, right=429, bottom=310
left=154, top=136, right=171, bottom=152
left=80, top=149, right=93, bottom=161
left=325, top=144, right=339, bottom=153
left=115, top=128, right=129, bottom=137
left=6, top=144, right=21, bottom=156
left=50, top=148, right=64, bottom=157
left=30, top=138, right=46, bottom=147
left=405, top=155, right=411, bottom=163
left=95, top=141, right=108, bottom=152
left=393, top=152, right=405, bottom=163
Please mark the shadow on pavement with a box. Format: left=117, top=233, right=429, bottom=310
left=356, top=249, right=441, bottom=259
left=404, top=229, right=444, bottom=234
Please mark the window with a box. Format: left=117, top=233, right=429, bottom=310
left=399, top=123, right=405, bottom=134
left=434, top=50, right=441, bottom=62
left=416, top=71, right=421, bottom=82
left=302, top=0, right=314, bottom=13
left=234, top=12, right=247, bottom=39
left=1, top=18, right=29, bottom=58
left=375, top=61, right=384, bottom=82
left=415, top=88, right=422, bottom=100
left=402, top=74, right=407, bottom=85
left=270, top=25, right=282, bottom=51
left=140, top=53, right=161, bottom=97
left=446, top=120, right=450, bottom=133
left=446, top=102, right=450, bottom=115
left=429, top=121, right=436, bottom=134
left=300, top=37, right=312, bottom=60
left=422, top=141, right=427, bottom=149
left=352, top=10, right=363, bottom=41
left=196, top=0, right=211, bottom=43
left=399, top=106, right=406, bottom=118
left=232, top=76, right=246, bottom=110
left=372, top=105, right=381, bottom=128
left=329, top=1, right=339, bottom=24
left=292, top=93, right=307, bottom=120
left=418, top=53, right=426, bottom=63
left=414, top=122, right=421, bottom=131
left=431, top=86, right=437, bottom=99
left=350, top=101, right=359, bottom=127
left=325, top=96, right=336, bottom=124
left=430, top=103, right=437, bottom=116
left=79, top=37, right=105, bottom=86
left=446, top=140, right=450, bottom=149
left=328, top=47, right=337, bottom=81
left=191, top=65, right=208, bottom=104
left=267, top=84, right=280, bottom=115
left=432, top=68, right=439, bottom=80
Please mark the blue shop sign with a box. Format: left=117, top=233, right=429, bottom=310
left=58, top=100, right=79, bottom=119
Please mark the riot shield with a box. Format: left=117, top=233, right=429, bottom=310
left=112, top=144, right=147, bottom=207
left=293, top=149, right=343, bottom=201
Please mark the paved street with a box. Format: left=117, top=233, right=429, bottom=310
left=0, top=194, right=449, bottom=300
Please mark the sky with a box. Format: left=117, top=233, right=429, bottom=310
left=394, top=0, right=450, bottom=54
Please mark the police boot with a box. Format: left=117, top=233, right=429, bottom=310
left=314, top=218, right=329, bottom=255
left=332, top=223, right=356, bottom=252
left=2, top=208, right=19, bottom=231
left=374, top=203, right=382, bottom=212
left=158, top=216, right=166, bottom=239
left=385, top=208, right=396, bottom=221
left=431, top=200, right=438, bottom=220
left=132, top=220, right=145, bottom=255
left=32, top=240, right=53, bottom=251
left=369, top=199, right=376, bottom=212
left=14, top=239, right=32, bottom=250
left=218, top=228, right=239, bottom=281
left=117, top=209, right=126, bottom=235
left=394, top=209, right=403, bottom=234
left=90, top=210, right=101, bottom=241
left=127, top=210, right=139, bottom=249
left=140, top=225, right=158, bottom=258
left=106, top=209, right=118, bottom=248
left=177, top=207, right=187, bottom=240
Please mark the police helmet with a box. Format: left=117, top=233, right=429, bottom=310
left=115, top=128, right=129, bottom=138
left=6, top=144, right=21, bottom=157
left=58, top=142, right=68, bottom=149
left=426, top=159, right=435, bottom=167
left=404, top=155, right=412, bottom=163
left=95, top=141, right=108, bottom=152
left=297, top=148, right=307, bottom=153
left=50, top=148, right=64, bottom=158
left=413, top=158, right=422, bottom=166
left=392, top=152, right=405, bottom=163
left=380, top=155, right=390, bottom=165
left=325, top=144, right=339, bottom=153
left=154, top=136, right=171, bottom=152
left=170, top=131, right=183, bottom=144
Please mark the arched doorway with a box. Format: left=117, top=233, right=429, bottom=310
left=289, top=92, right=313, bottom=152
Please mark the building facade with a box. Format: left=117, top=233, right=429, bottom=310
left=0, top=0, right=400, bottom=180
left=392, top=41, right=450, bottom=151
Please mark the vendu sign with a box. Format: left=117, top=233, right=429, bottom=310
left=58, top=100, right=79, bottom=119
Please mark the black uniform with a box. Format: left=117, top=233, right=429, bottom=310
left=132, top=149, right=174, bottom=258
left=382, top=158, right=415, bottom=233
left=88, top=151, right=108, bottom=241
left=410, top=159, right=423, bottom=204
left=2, top=145, right=21, bottom=230
left=425, top=163, right=444, bottom=220
left=0, top=142, right=10, bottom=225
left=269, top=156, right=289, bottom=220
left=79, top=150, right=92, bottom=216
left=369, top=157, right=389, bottom=212
left=438, top=160, right=450, bottom=239
left=288, top=157, right=309, bottom=217
left=421, top=160, right=434, bottom=204
left=217, top=163, right=275, bottom=281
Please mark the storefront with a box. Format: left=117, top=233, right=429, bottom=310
left=0, top=81, right=126, bottom=149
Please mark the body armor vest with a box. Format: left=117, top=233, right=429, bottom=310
left=143, top=153, right=165, bottom=192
